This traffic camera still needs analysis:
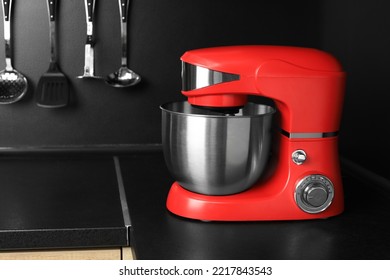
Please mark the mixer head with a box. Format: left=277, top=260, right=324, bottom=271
left=180, top=45, right=345, bottom=134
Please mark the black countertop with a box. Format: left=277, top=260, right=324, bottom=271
left=120, top=151, right=390, bottom=260
left=1, top=151, right=390, bottom=259
left=0, top=155, right=128, bottom=250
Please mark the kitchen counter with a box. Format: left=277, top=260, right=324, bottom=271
left=1, top=150, right=390, bottom=259
left=120, top=151, right=390, bottom=260
left=0, top=155, right=128, bottom=251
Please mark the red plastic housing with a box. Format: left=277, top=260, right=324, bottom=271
left=181, top=45, right=345, bottom=133
left=167, top=46, right=346, bottom=221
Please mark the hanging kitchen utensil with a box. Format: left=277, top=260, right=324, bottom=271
left=105, top=0, right=141, bottom=87
left=77, top=0, right=100, bottom=79
left=0, top=0, right=28, bottom=104
left=36, top=0, right=69, bottom=108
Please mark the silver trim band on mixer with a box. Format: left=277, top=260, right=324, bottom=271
left=281, top=130, right=338, bottom=139
left=182, top=62, right=240, bottom=91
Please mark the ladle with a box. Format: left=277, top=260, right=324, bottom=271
left=105, top=0, right=140, bottom=87
left=0, top=0, right=28, bottom=104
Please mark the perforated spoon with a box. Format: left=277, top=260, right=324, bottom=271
left=0, top=0, right=28, bottom=104
left=105, top=0, right=140, bottom=87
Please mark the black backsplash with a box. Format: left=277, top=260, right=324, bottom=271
left=0, top=0, right=320, bottom=148
left=0, top=0, right=388, bottom=179
left=321, top=0, right=390, bottom=179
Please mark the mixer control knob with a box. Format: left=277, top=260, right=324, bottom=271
left=295, top=175, right=334, bottom=214
left=292, top=150, right=307, bottom=165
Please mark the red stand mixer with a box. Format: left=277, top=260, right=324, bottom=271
left=161, top=45, right=345, bottom=221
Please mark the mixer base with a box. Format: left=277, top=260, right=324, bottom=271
left=166, top=182, right=344, bottom=221
left=166, top=133, right=345, bottom=221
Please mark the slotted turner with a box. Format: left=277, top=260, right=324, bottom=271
left=36, top=0, right=69, bottom=108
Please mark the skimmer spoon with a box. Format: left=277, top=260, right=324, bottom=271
left=0, top=0, right=28, bottom=104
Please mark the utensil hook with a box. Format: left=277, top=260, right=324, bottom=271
left=47, top=0, right=58, bottom=71
left=119, top=0, right=129, bottom=67
left=2, top=0, right=13, bottom=71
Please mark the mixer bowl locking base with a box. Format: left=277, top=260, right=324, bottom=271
left=166, top=181, right=343, bottom=221
left=166, top=135, right=344, bottom=221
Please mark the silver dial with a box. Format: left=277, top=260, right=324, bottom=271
left=295, top=175, right=334, bottom=214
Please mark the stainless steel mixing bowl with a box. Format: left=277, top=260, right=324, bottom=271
left=161, top=101, right=276, bottom=195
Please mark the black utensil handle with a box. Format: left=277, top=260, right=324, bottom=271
left=119, top=0, right=129, bottom=23
left=86, top=0, right=95, bottom=22
left=2, top=0, right=12, bottom=22
left=47, top=0, right=58, bottom=21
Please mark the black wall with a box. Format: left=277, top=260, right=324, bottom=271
left=321, top=0, right=390, bottom=179
left=0, top=0, right=388, bottom=178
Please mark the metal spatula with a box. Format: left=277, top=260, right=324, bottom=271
left=36, top=0, right=69, bottom=108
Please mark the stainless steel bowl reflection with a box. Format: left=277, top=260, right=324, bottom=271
left=161, top=101, right=275, bottom=195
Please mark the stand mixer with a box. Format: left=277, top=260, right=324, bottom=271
left=161, top=45, right=346, bottom=221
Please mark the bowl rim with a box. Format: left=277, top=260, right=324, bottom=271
left=160, top=101, right=276, bottom=119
